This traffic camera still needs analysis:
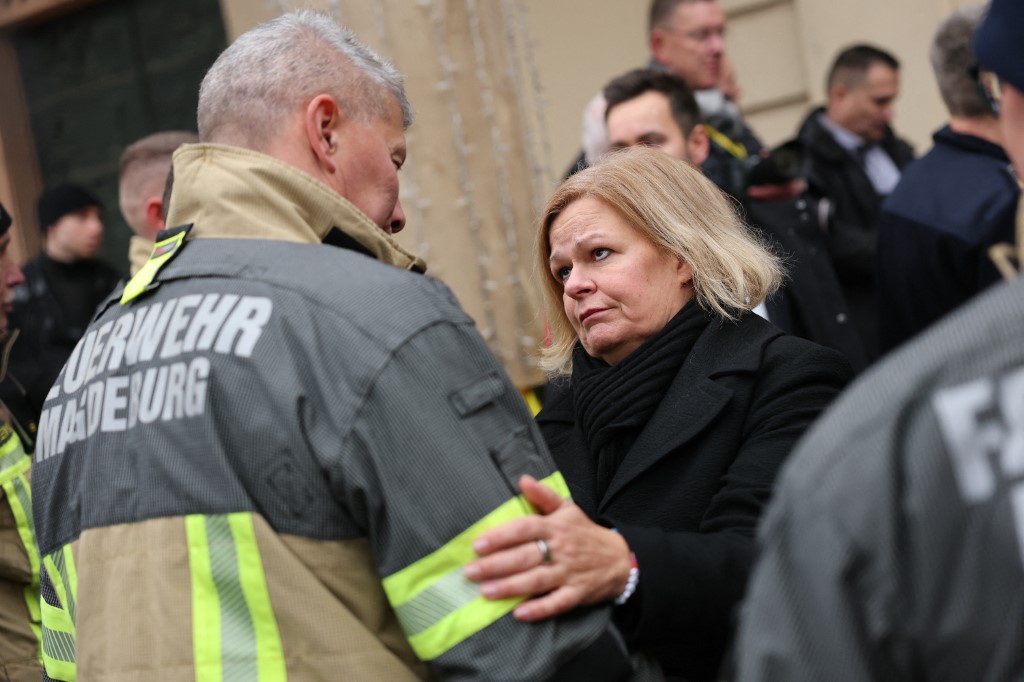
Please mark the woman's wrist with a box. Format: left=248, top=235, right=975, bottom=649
left=609, top=528, right=639, bottom=606
left=614, top=552, right=640, bottom=605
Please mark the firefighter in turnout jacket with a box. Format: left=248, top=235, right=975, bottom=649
left=30, top=11, right=651, bottom=682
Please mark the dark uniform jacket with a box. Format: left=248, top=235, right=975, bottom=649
left=876, top=125, right=1019, bottom=352
left=31, top=144, right=649, bottom=682
left=537, top=313, right=851, bottom=680
left=795, top=108, right=915, bottom=360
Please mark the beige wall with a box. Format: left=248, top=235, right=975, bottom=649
left=522, top=1, right=649, bottom=177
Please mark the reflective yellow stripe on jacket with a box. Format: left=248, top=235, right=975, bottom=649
left=42, top=545, right=77, bottom=681
left=382, top=471, right=571, bottom=661
left=0, top=426, right=42, bottom=662
left=186, top=513, right=287, bottom=682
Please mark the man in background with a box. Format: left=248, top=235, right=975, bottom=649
left=118, top=131, right=198, bottom=274
left=3, top=183, right=120, bottom=429
left=793, top=44, right=915, bottom=360
left=736, top=1, right=1024, bottom=678
left=876, top=5, right=1018, bottom=352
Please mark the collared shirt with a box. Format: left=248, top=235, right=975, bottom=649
left=817, top=112, right=901, bottom=195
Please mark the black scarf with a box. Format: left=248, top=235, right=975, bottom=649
left=571, top=301, right=711, bottom=499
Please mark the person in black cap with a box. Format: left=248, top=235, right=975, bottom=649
left=3, top=183, right=120, bottom=433
left=734, top=1, right=1024, bottom=679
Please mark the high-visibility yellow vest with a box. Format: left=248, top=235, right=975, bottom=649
left=0, top=423, right=43, bottom=672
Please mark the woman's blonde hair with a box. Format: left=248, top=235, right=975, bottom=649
left=537, top=147, right=784, bottom=376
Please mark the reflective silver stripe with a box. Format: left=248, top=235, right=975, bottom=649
left=0, top=445, right=23, bottom=472
left=205, top=514, right=258, bottom=682
left=10, top=476, right=36, bottom=549
left=393, top=568, right=482, bottom=637
left=51, top=549, right=76, bottom=623
left=42, top=624, right=75, bottom=663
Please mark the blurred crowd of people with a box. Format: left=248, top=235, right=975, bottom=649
left=0, top=0, right=1021, bottom=680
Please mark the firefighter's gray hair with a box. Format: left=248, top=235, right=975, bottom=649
left=197, top=10, right=412, bottom=146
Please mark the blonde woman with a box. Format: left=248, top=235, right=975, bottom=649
left=467, top=147, right=851, bottom=681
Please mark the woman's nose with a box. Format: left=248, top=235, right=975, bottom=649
left=563, top=267, right=593, bottom=297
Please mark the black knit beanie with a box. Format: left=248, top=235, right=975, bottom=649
left=37, top=183, right=102, bottom=233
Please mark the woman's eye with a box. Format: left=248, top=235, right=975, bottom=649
left=555, top=266, right=571, bottom=282
left=593, top=248, right=610, bottom=260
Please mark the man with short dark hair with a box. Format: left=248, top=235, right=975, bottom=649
left=118, top=130, right=199, bottom=274
left=735, top=1, right=1024, bottom=678
left=795, top=44, right=915, bottom=361
left=604, top=69, right=710, bottom=164
left=4, top=183, right=120, bottom=427
left=31, top=11, right=644, bottom=682
left=876, top=5, right=1018, bottom=351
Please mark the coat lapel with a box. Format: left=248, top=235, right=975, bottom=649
left=535, top=384, right=601, bottom=515
left=598, top=317, right=780, bottom=511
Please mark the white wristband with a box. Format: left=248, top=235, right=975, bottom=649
left=614, top=552, right=639, bottom=606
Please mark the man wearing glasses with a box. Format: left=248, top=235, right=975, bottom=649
left=648, top=0, right=763, bottom=198
left=569, top=0, right=762, bottom=201
left=735, top=0, right=1024, bottom=679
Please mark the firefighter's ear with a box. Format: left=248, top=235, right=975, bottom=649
left=305, top=94, right=343, bottom=174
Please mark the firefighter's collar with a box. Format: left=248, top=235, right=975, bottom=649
left=165, top=143, right=426, bottom=273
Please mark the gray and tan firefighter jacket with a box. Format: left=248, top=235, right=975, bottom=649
left=30, top=144, right=645, bottom=682
left=0, top=419, right=42, bottom=680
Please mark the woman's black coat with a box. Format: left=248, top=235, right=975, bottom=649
left=537, top=313, right=852, bottom=681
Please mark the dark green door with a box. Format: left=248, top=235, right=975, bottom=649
left=16, top=0, right=227, bottom=276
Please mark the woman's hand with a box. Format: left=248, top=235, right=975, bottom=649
left=465, top=474, right=632, bottom=622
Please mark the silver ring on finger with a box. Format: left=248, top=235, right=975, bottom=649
left=535, top=538, right=553, bottom=565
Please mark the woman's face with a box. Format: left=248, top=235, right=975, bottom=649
left=548, top=196, right=693, bottom=365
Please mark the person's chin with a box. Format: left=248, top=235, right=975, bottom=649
left=867, top=127, right=887, bottom=142
left=698, top=75, right=719, bottom=91
left=701, top=65, right=721, bottom=88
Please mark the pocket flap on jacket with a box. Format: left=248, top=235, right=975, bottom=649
left=449, top=372, right=505, bottom=417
